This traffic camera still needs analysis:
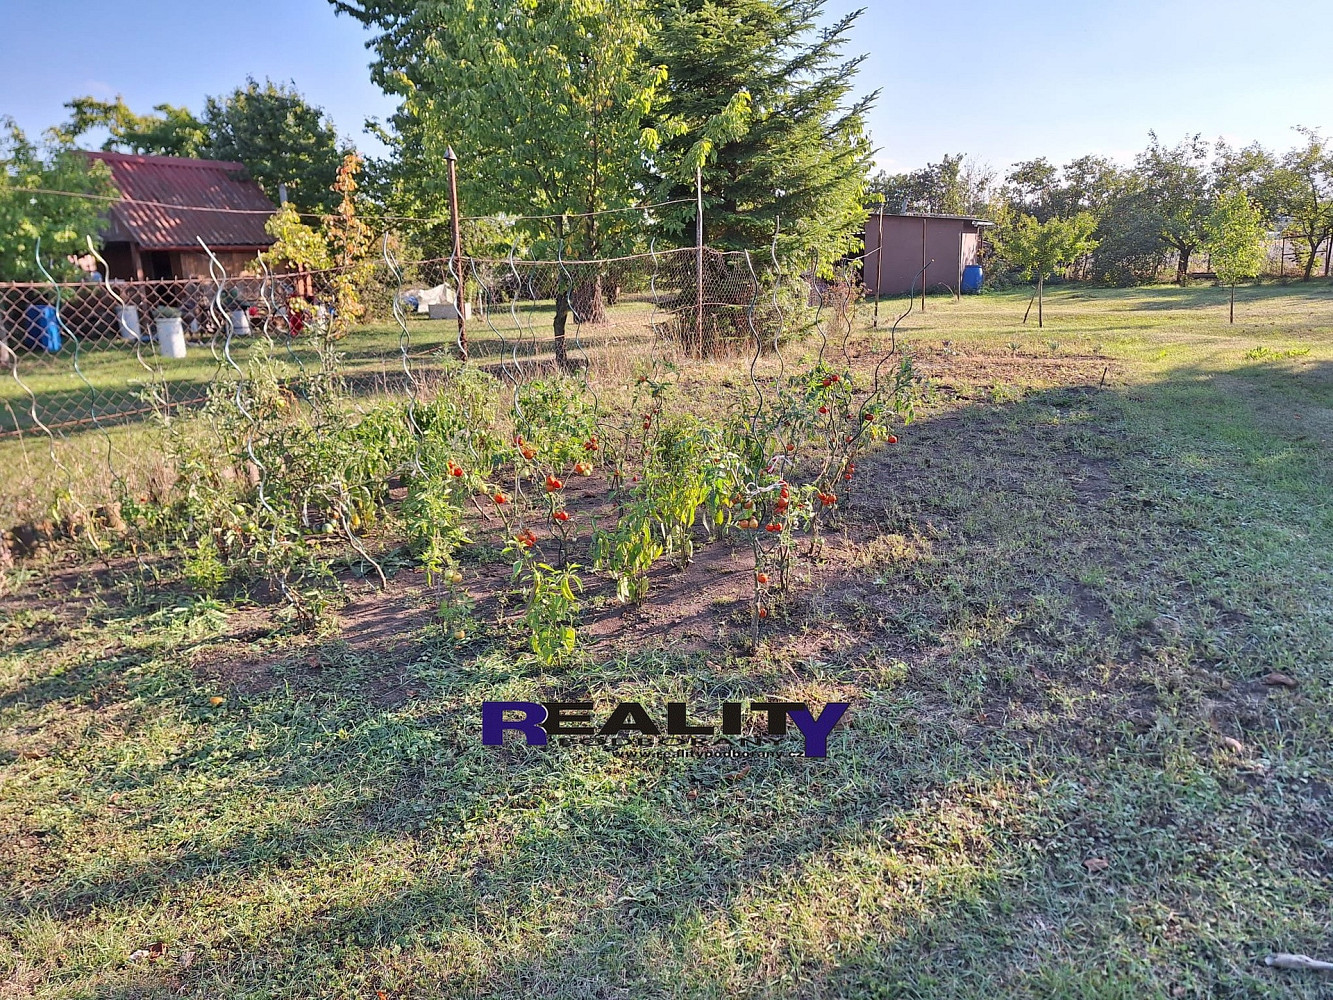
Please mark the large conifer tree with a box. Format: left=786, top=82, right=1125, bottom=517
left=644, top=0, right=875, bottom=267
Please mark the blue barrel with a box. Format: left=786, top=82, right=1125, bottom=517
left=961, top=265, right=984, bottom=294
left=22, top=304, right=62, bottom=352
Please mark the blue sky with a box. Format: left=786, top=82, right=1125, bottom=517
left=2, top=0, right=1328, bottom=175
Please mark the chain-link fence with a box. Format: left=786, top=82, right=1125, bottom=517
left=0, top=244, right=848, bottom=441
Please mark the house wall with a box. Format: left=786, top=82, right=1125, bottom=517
left=863, top=216, right=981, bottom=296
left=172, top=249, right=265, bottom=279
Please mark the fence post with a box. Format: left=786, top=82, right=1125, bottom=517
left=446, top=146, right=467, bottom=362
left=696, top=164, right=704, bottom=345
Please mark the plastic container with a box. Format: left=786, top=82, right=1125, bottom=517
left=961, top=265, right=984, bottom=294
left=156, top=317, right=187, bottom=358
left=117, top=304, right=142, bottom=342
left=22, top=304, right=62, bottom=353
left=229, top=309, right=251, bottom=336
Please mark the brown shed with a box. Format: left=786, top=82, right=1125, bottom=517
left=862, top=212, right=993, bottom=296
left=85, top=151, right=276, bottom=281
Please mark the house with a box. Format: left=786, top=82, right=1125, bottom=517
left=862, top=212, right=993, bottom=296
left=85, top=152, right=276, bottom=281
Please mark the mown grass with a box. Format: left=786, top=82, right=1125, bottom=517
left=2, top=280, right=1332, bottom=998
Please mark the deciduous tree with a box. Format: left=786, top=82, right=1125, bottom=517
left=0, top=119, right=117, bottom=282
left=994, top=212, right=1098, bottom=327
left=1203, top=189, right=1267, bottom=323
left=59, top=96, right=208, bottom=158
left=1257, top=127, right=1333, bottom=282
left=334, top=0, right=666, bottom=364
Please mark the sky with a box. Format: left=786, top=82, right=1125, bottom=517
left=1, top=0, right=1329, bottom=177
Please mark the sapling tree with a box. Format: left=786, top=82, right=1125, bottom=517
left=994, top=212, right=1098, bottom=327
left=1203, top=189, right=1267, bottom=323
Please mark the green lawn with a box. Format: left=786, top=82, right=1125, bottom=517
left=2, top=280, right=1332, bottom=997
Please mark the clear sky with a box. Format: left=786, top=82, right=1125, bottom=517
left=2, top=0, right=1329, bottom=176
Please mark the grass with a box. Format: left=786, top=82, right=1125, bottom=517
left=2, top=280, right=1333, bottom=997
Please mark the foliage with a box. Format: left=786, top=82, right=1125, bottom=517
left=645, top=0, right=874, bottom=269
left=1134, top=132, right=1213, bottom=284
left=994, top=212, right=1099, bottom=283
left=1256, top=127, right=1333, bottom=281
left=320, top=152, right=376, bottom=337
left=1002, top=154, right=1122, bottom=223
left=0, top=119, right=118, bottom=282
left=1085, top=183, right=1166, bottom=286
left=1204, top=190, right=1267, bottom=285
left=262, top=203, right=333, bottom=273
left=203, top=78, right=349, bottom=215
left=59, top=95, right=209, bottom=157
left=869, top=154, right=995, bottom=218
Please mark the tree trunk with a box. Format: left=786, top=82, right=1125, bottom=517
left=1037, top=274, right=1044, bottom=328
left=570, top=274, right=609, bottom=325
left=1303, top=244, right=1317, bottom=281
left=553, top=289, right=570, bottom=368
left=1176, top=247, right=1191, bottom=285
left=1230, top=282, right=1235, bottom=324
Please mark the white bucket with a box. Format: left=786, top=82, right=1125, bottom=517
left=116, top=304, right=141, bottom=342
left=156, top=317, right=187, bottom=359
left=229, top=309, right=251, bottom=336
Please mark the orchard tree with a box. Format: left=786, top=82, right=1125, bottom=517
left=0, top=119, right=117, bottom=282
left=1136, top=132, right=1213, bottom=284
left=335, top=0, right=666, bottom=364
left=59, top=96, right=208, bottom=157
left=870, top=153, right=994, bottom=217
left=994, top=212, right=1098, bottom=328
left=203, top=79, right=349, bottom=216
left=1203, top=189, right=1267, bottom=323
left=645, top=0, right=875, bottom=267
left=1258, top=127, right=1333, bottom=281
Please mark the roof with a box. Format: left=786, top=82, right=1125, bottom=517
left=86, top=151, right=277, bottom=251
left=867, top=211, right=994, bottom=226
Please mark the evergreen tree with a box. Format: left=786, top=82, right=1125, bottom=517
left=644, top=0, right=875, bottom=268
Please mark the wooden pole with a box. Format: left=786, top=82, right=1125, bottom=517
left=696, top=165, right=704, bottom=347
left=1038, top=274, right=1044, bottom=328
left=445, top=146, right=467, bottom=362
left=920, top=217, right=927, bottom=312
left=873, top=202, right=885, bottom=328
left=956, top=230, right=963, bottom=302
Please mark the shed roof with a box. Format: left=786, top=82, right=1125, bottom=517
left=86, top=151, right=277, bottom=251
left=867, top=211, right=994, bottom=226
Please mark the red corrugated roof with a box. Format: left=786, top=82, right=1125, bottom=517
left=87, top=151, right=277, bottom=251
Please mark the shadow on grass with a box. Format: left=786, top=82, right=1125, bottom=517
left=5, top=357, right=1333, bottom=997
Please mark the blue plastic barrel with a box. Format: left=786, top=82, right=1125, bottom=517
left=22, top=304, right=62, bottom=352
left=961, top=265, right=984, bottom=294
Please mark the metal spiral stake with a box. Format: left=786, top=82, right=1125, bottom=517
left=505, top=241, right=529, bottom=384
left=255, top=254, right=278, bottom=351
left=29, top=239, right=81, bottom=494
left=470, top=256, right=510, bottom=381
left=10, top=245, right=65, bottom=479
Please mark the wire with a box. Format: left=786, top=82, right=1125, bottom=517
left=8, top=186, right=696, bottom=227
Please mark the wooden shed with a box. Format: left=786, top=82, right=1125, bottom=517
left=85, top=152, right=276, bottom=281
left=862, top=212, right=993, bottom=296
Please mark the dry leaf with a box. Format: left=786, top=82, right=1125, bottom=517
left=1262, top=672, right=1297, bottom=688
left=178, top=948, right=196, bottom=970
left=1266, top=953, right=1333, bottom=971
left=1083, top=857, right=1110, bottom=873
left=209, top=696, right=225, bottom=706
left=128, top=942, right=167, bottom=963
left=686, top=789, right=698, bottom=801
left=727, top=765, right=752, bottom=781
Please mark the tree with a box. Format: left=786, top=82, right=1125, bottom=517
left=59, top=96, right=208, bottom=158
left=0, top=119, right=118, bottom=282
left=1135, top=132, right=1213, bottom=284
left=1257, top=127, right=1333, bottom=281
left=335, top=0, right=666, bottom=364
left=994, top=212, right=1098, bottom=327
left=869, top=153, right=993, bottom=217
left=1203, top=189, right=1267, bottom=323
left=203, top=79, right=348, bottom=216
left=645, top=0, right=874, bottom=266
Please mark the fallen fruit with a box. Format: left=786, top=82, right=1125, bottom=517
left=888, top=435, right=898, bottom=444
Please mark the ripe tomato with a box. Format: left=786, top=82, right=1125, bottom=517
left=888, top=435, right=898, bottom=444
left=818, top=405, right=829, bottom=414
left=758, top=606, right=768, bottom=618
left=756, top=572, right=768, bottom=584
left=554, top=510, right=570, bottom=522
left=494, top=492, right=510, bottom=504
